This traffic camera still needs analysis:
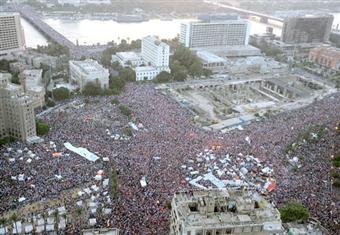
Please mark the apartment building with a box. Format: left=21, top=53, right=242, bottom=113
left=141, top=36, right=170, bottom=69
left=0, top=12, right=26, bottom=57
left=0, top=73, right=36, bottom=142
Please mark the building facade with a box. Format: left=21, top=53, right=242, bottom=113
left=141, top=36, right=170, bottom=69
left=69, top=59, right=109, bottom=91
left=281, top=14, right=334, bottom=44
left=170, top=190, right=283, bottom=235
left=0, top=73, right=37, bottom=142
left=0, top=12, right=26, bottom=57
left=133, top=36, right=170, bottom=81
left=180, top=16, right=250, bottom=49
left=309, top=46, right=340, bottom=71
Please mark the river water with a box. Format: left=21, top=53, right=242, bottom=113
left=22, top=13, right=340, bottom=48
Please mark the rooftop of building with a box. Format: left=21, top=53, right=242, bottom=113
left=196, top=51, right=227, bottom=63
left=283, top=13, right=334, bottom=20
left=198, top=14, right=240, bottom=22
left=310, top=46, right=340, bottom=55
left=115, top=51, right=141, bottom=61
left=22, top=69, right=43, bottom=77
left=143, top=36, right=169, bottom=48
left=172, top=189, right=282, bottom=230
left=70, top=59, right=107, bottom=75
left=135, top=66, right=158, bottom=72
left=0, top=12, right=20, bottom=17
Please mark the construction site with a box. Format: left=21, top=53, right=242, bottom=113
left=158, top=73, right=335, bottom=131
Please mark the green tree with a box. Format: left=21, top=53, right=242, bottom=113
left=119, top=67, right=136, bottom=82
left=82, top=82, right=102, bottom=96
left=0, top=218, right=7, bottom=234
left=109, top=76, right=126, bottom=91
left=11, top=73, right=20, bottom=85
left=109, top=166, right=119, bottom=198
left=36, top=120, right=49, bottom=136
left=52, top=87, right=70, bottom=101
left=173, top=71, right=187, bottom=81
left=154, top=71, right=172, bottom=83
left=118, top=105, right=132, bottom=117
left=279, top=202, right=309, bottom=223
left=189, top=60, right=203, bottom=78
left=10, top=213, right=18, bottom=234
left=203, top=68, right=213, bottom=78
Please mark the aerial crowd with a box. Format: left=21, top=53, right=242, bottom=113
left=0, top=84, right=339, bottom=234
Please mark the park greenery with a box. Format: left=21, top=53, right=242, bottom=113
left=0, top=137, right=16, bottom=146
left=250, top=41, right=286, bottom=61
left=118, top=105, right=132, bottom=117
left=279, top=202, right=309, bottom=223
left=108, top=166, right=119, bottom=198
left=52, top=87, right=71, bottom=101
left=36, top=120, right=50, bottom=136
left=35, top=42, right=69, bottom=57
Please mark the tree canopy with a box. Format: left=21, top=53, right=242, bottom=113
left=279, top=202, right=309, bottom=223
left=36, top=121, right=49, bottom=136
left=52, top=87, right=70, bottom=101
left=154, top=71, right=172, bottom=83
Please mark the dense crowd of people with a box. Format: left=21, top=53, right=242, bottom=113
left=0, top=84, right=339, bottom=234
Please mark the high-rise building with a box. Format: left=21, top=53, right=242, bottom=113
left=281, top=14, right=334, bottom=44
left=0, top=12, right=26, bottom=57
left=134, top=36, right=170, bottom=81
left=180, top=15, right=250, bottom=49
left=141, top=36, right=170, bottom=69
left=0, top=73, right=37, bottom=142
left=69, top=59, right=109, bottom=91
left=170, top=189, right=283, bottom=235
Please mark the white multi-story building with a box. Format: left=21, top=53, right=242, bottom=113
left=180, top=15, right=250, bottom=49
left=0, top=12, right=26, bottom=57
left=134, top=36, right=170, bottom=81
left=69, top=59, right=109, bottom=91
left=0, top=73, right=37, bottom=142
left=141, top=36, right=170, bottom=69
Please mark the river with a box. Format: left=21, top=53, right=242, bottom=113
left=22, top=13, right=340, bottom=48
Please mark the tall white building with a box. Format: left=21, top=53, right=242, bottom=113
left=69, top=59, right=109, bottom=91
left=136, top=36, right=170, bottom=81
left=141, top=36, right=170, bottom=69
left=180, top=15, right=250, bottom=49
left=0, top=12, right=26, bottom=57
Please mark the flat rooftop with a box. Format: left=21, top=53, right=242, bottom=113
left=70, top=59, right=106, bottom=75
left=0, top=12, right=20, bottom=17
left=196, top=51, right=227, bottom=63
left=116, top=51, right=141, bottom=61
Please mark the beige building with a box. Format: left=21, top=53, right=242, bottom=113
left=0, top=73, right=37, bottom=142
left=170, top=189, right=283, bottom=235
left=69, top=59, right=109, bottom=91
left=0, top=12, right=26, bottom=57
